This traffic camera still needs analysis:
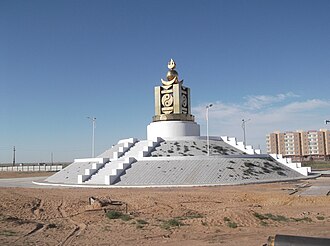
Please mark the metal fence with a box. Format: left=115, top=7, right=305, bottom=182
left=0, top=165, right=63, bottom=172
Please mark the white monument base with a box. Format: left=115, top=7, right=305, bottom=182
left=147, top=121, right=200, bottom=140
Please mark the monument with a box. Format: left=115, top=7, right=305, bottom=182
left=147, top=59, right=200, bottom=140
left=40, top=59, right=311, bottom=187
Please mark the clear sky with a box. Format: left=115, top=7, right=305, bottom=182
left=1, top=0, right=330, bottom=163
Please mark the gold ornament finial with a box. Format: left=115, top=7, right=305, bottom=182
left=168, top=59, right=176, bottom=70
left=161, top=58, right=182, bottom=85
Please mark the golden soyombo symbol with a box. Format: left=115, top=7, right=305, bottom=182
left=153, top=59, right=195, bottom=122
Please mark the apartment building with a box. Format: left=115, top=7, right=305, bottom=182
left=266, top=129, right=330, bottom=161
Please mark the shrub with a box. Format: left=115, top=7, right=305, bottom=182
left=265, top=213, right=289, bottom=222
left=106, top=211, right=122, bottom=219
left=291, top=217, right=312, bottom=222
left=260, top=221, right=268, bottom=226
left=186, top=213, right=204, bottom=219
left=253, top=212, right=268, bottom=220
left=254, top=212, right=289, bottom=222
left=223, top=217, right=238, bottom=228
left=161, top=219, right=184, bottom=230
left=106, top=211, right=131, bottom=221
left=120, top=214, right=132, bottom=221
left=227, top=221, right=238, bottom=228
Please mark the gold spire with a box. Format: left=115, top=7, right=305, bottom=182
left=161, top=59, right=179, bottom=85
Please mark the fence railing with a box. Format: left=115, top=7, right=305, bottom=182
left=0, top=165, right=63, bottom=172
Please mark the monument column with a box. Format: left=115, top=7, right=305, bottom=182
left=147, top=59, right=200, bottom=140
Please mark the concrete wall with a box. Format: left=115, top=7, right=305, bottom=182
left=0, top=165, right=63, bottom=172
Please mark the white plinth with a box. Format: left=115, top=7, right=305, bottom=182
left=147, top=121, right=200, bottom=140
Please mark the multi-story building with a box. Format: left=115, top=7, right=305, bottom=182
left=324, top=129, right=330, bottom=156
left=266, top=129, right=330, bottom=161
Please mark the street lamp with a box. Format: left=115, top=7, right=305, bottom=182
left=12, top=146, right=16, bottom=166
left=325, top=120, right=330, bottom=124
left=206, top=104, right=213, bottom=156
left=242, top=119, right=251, bottom=147
left=87, top=117, right=96, bottom=158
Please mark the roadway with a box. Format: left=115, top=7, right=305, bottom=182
left=0, top=173, right=329, bottom=195
left=0, top=176, right=56, bottom=188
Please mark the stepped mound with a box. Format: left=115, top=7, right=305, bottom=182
left=115, top=157, right=303, bottom=186
left=43, top=138, right=307, bottom=187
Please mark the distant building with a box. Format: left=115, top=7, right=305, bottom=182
left=266, top=129, right=330, bottom=161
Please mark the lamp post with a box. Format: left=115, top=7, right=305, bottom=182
left=325, top=120, right=330, bottom=124
left=206, top=104, right=213, bottom=156
left=12, top=146, right=16, bottom=166
left=242, top=119, right=251, bottom=147
left=87, top=117, right=96, bottom=158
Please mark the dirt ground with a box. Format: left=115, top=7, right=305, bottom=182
left=0, top=173, right=329, bottom=246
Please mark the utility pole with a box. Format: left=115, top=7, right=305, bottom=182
left=242, top=119, right=251, bottom=147
left=87, top=117, right=96, bottom=158
left=12, top=146, right=16, bottom=166
left=206, top=104, right=213, bottom=156
left=51, top=152, right=53, bottom=166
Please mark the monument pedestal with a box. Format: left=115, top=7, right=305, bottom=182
left=147, top=121, right=200, bottom=140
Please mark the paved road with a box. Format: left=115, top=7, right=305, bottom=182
left=300, top=186, right=330, bottom=196
left=298, top=175, right=330, bottom=196
left=0, top=176, right=56, bottom=188
left=1, top=174, right=330, bottom=194
left=316, top=170, right=330, bottom=175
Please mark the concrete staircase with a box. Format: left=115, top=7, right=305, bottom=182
left=220, top=136, right=310, bottom=176
left=270, top=154, right=311, bottom=176
left=97, top=138, right=139, bottom=160
left=82, top=137, right=163, bottom=185
left=136, top=138, right=164, bottom=159
left=77, top=138, right=138, bottom=184
left=77, top=158, right=110, bottom=183
left=221, top=136, right=261, bottom=154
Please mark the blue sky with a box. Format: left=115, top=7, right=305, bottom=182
left=1, top=0, right=330, bottom=163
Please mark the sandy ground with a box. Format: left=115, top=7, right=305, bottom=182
left=0, top=173, right=329, bottom=246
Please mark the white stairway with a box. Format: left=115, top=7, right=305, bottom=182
left=83, top=138, right=163, bottom=185
left=221, top=136, right=310, bottom=176
left=77, top=138, right=138, bottom=184
left=270, top=154, right=311, bottom=176
left=221, top=136, right=261, bottom=154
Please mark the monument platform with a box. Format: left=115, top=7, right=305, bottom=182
left=41, top=137, right=312, bottom=187
left=147, top=120, right=200, bottom=140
